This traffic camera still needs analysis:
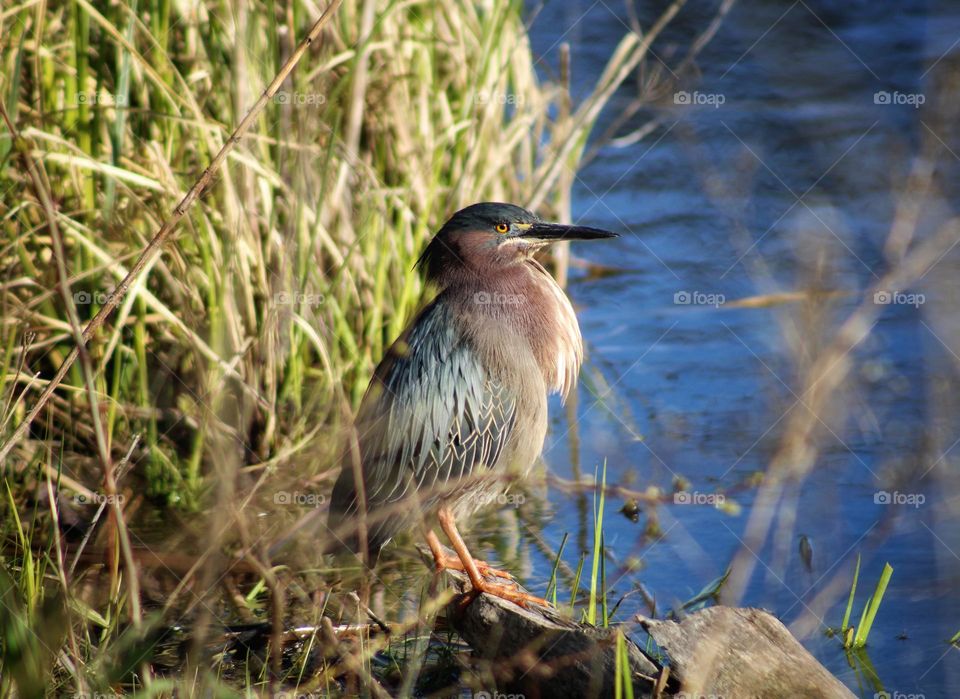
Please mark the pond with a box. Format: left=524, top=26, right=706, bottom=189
left=501, top=1, right=960, bottom=696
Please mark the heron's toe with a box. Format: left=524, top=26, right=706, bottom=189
left=474, top=559, right=515, bottom=581
left=468, top=580, right=550, bottom=609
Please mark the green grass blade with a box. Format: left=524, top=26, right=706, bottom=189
left=569, top=552, right=585, bottom=614
left=621, top=630, right=635, bottom=699
left=546, top=532, right=568, bottom=606
left=841, top=553, right=860, bottom=636
left=601, top=531, right=608, bottom=627
left=614, top=629, right=636, bottom=699
left=853, top=563, right=893, bottom=648
left=1, top=29, right=27, bottom=164
left=588, top=459, right=607, bottom=625
left=105, top=0, right=137, bottom=218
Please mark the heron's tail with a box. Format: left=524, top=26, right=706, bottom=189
left=325, top=463, right=405, bottom=564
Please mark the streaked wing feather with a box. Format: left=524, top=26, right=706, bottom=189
left=332, top=300, right=518, bottom=550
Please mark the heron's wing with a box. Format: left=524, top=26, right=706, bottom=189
left=328, top=299, right=518, bottom=550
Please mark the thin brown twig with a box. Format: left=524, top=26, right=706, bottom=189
left=0, top=0, right=345, bottom=465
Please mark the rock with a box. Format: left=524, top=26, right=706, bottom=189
left=437, top=565, right=854, bottom=699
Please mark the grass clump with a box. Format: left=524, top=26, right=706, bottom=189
left=0, top=0, right=685, bottom=693
left=1, top=0, right=592, bottom=503
left=837, top=554, right=894, bottom=649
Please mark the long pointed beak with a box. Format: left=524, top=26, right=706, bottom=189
left=520, top=221, right=618, bottom=242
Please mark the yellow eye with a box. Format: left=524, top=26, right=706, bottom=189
left=495, top=223, right=509, bottom=234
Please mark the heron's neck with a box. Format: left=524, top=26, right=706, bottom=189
left=452, top=260, right=583, bottom=400
left=525, top=260, right=583, bottom=400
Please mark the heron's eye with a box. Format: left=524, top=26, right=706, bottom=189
left=495, top=223, right=509, bottom=234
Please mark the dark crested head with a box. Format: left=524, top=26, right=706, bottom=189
left=417, top=202, right=617, bottom=284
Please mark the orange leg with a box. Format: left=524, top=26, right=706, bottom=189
left=436, top=506, right=549, bottom=609
left=425, top=529, right=514, bottom=581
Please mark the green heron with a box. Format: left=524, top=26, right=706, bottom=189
left=328, top=202, right=616, bottom=607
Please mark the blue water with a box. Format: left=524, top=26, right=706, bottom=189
left=517, top=1, right=960, bottom=696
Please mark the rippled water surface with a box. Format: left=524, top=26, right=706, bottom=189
left=485, top=2, right=960, bottom=697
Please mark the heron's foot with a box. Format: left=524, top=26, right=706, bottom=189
left=465, top=579, right=551, bottom=609
left=433, top=552, right=515, bottom=582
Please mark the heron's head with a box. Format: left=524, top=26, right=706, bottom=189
left=417, top=202, right=617, bottom=284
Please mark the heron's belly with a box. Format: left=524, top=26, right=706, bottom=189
left=447, top=389, right=548, bottom=522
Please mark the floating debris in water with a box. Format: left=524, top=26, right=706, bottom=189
left=619, top=499, right=641, bottom=522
